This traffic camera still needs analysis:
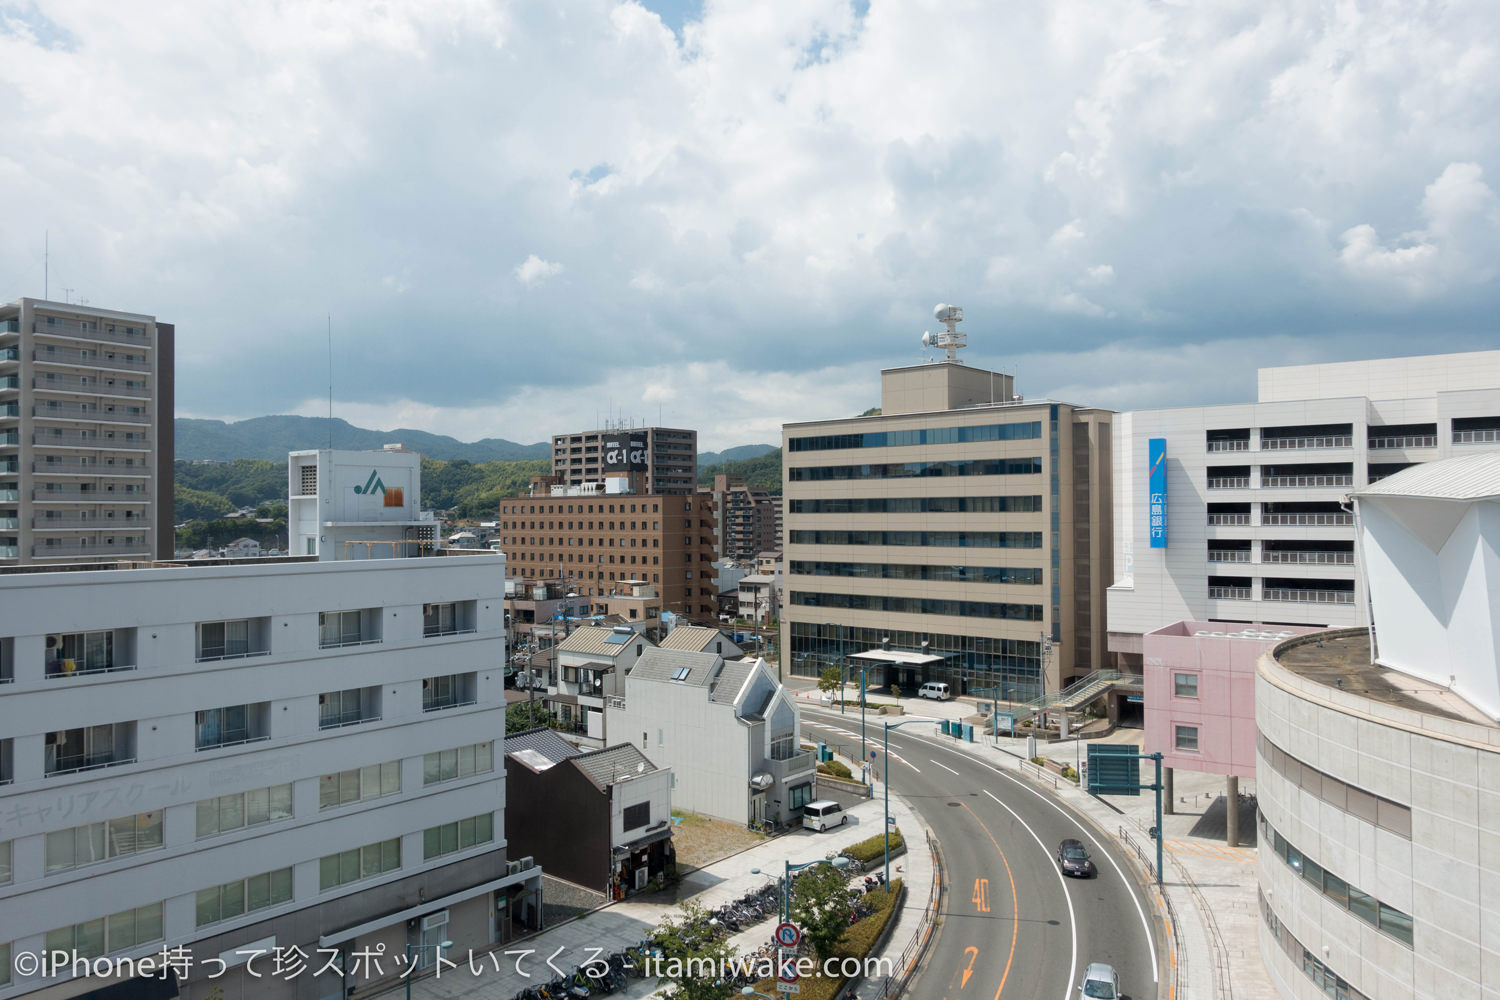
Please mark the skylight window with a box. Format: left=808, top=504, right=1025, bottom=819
left=671, top=666, right=692, bottom=681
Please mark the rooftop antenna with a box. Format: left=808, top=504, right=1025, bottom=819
left=327, top=315, right=334, bottom=451
left=920, top=304, right=967, bottom=363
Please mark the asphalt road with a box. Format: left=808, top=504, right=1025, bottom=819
left=800, top=709, right=1161, bottom=1000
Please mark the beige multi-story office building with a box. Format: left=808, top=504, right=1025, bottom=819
left=551, top=426, right=697, bottom=495
left=0, top=299, right=174, bottom=565
left=781, top=348, right=1112, bottom=701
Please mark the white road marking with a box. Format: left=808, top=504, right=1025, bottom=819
left=930, top=759, right=961, bottom=775
left=898, top=725, right=1160, bottom=986
left=982, top=786, right=1078, bottom=1000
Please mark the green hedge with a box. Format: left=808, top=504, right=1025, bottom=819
left=842, top=828, right=904, bottom=864
left=817, top=760, right=852, bottom=780
left=752, top=878, right=904, bottom=1000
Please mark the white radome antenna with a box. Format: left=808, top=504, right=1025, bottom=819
left=923, top=304, right=967, bottom=362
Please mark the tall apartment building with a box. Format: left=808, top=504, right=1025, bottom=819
left=497, top=485, right=719, bottom=619
left=781, top=315, right=1112, bottom=701
left=0, top=298, right=174, bottom=566
left=0, top=550, right=539, bottom=1000
left=1106, top=350, right=1500, bottom=672
left=551, top=426, right=697, bottom=495
left=706, top=474, right=777, bottom=563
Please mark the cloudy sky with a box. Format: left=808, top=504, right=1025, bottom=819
left=2, top=0, right=1497, bottom=451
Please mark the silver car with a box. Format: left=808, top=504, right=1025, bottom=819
left=1079, top=963, right=1120, bottom=1000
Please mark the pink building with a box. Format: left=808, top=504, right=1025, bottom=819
left=1143, top=621, right=1321, bottom=779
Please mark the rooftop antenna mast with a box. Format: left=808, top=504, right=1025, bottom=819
left=920, top=304, right=967, bottom=363
left=327, top=315, right=334, bottom=451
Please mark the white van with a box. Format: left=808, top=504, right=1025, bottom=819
left=802, top=800, right=847, bottom=832
left=919, top=682, right=951, bottom=701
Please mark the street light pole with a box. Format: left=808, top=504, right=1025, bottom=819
left=878, top=718, right=928, bottom=887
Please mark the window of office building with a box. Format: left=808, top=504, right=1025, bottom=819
left=423, top=742, right=495, bottom=785
left=1174, top=725, right=1200, bottom=751
left=45, top=903, right=163, bottom=960
left=196, top=868, right=293, bottom=927
left=319, top=839, right=401, bottom=891
left=319, top=762, right=401, bottom=809
left=422, top=813, right=494, bottom=860
left=1173, top=673, right=1199, bottom=698
left=45, top=812, right=163, bottom=873
left=196, top=783, right=294, bottom=837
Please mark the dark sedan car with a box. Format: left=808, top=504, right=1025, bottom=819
left=1057, top=838, right=1094, bottom=878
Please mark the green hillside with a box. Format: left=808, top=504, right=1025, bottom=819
left=176, top=416, right=551, bottom=463
left=699, top=447, right=782, bottom=495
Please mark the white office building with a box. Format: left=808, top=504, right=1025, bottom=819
left=288, top=448, right=438, bottom=560
left=0, top=465, right=537, bottom=1000
left=1108, top=350, right=1500, bottom=674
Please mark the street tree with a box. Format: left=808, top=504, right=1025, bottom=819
left=818, top=666, right=842, bottom=699
left=787, top=863, right=858, bottom=961
left=652, top=900, right=737, bottom=1000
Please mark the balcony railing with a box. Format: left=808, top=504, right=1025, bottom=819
left=33, top=404, right=150, bottom=424
left=0, top=377, right=16, bottom=391
left=35, top=543, right=150, bottom=557
left=195, top=649, right=271, bottom=664
left=0, top=491, right=17, bottom=502
left=1368, top=434, right=1435, bottom=450
left=0, top=432, right=18, bottom=446
left=34, top=461, right=151, bottom=476
left=1207, top=549, right=1251, bottom=562
left=1207, top=477, right=1250, bottom=489
left=1263, top=587, right=1355, bottom=604
left=1207, top=586, right=1252, bottom=600
left=1206, top=513, right=1252, bottom=525
left=46, top=661, right=137, bottom=679
left=1261, top=474, right=1352, bottom=488
left=33, top=433, right=151, bottom=450
left=765, top=748, right=815, bottom=782
left=1455, top=428, right=1500, bottom=444
left=318, top=715, right=381, bottom=731
left=0, top=545, right=17, bottom=559
left=33, top=347, right=151, bottom=372
left=423, top=627, right=477, bottom=639
left=47, top=755, right=137, bottom=777
left=1260, top=512, right=1352, bottom=526
left=34, top=376, right=150, bottom=398
left=195, top=733, right=270, bottom=752
left=34, top=323, right=152, bottom=348
left=1262, top=550, right=1355, bottom=565
left=33, top=491, right=152, bottom=503
left=35, top=516, right=147, bottom=528
left=0, top=347, right=19, bottom=361
left=422, top=698, right=478, bottom=713
left=0, top=517, right=17, bottom=530
left=1206, top=439, right=1249, bottom=452
left=318, top=637, right=381, bottom=650
left=1261, top=435, right=1352, bottom=450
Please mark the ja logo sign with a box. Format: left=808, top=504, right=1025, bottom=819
left=353, top=470, right=404, bottom=508
left=353, top=470, right=386, bottom=495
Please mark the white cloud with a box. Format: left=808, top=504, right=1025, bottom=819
left=514, top=254, right=564, bottom=287
left=0, top=0, right=1496, bottom=449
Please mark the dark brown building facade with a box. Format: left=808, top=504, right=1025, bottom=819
left=498, top=489, right=718, bottom=617
left=708, top=473, right=777, bottom=563
left=551, top=426, right=698, bottom=495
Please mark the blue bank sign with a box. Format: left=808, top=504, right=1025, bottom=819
left=1148, top=438, right=1167, bottom=548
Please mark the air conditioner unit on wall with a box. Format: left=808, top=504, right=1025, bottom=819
left=46, top=634, right=62, bottom=650
left=420, top=911, right=449, bottom=932
left=506, top=860, right=522, bottom=876
left=518, top=856, right=534, bottom=871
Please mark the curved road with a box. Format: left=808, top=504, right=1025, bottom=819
left=800, top=709, right=1161, bottom=1000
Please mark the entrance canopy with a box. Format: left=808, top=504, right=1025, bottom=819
left=848, top=649, right=945, bottom=688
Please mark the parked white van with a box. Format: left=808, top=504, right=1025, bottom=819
left=802, top=800, right=847, bottom=832
left=919, top=682, right=951, bottom=700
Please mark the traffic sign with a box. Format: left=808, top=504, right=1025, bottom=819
left=777, top=952, right=800, bottom=984
left=776, top=985, right=801, bottom=994
left=1088, top=743, right=1141, bottom=796
left=774, top=922, right=801, bottom=949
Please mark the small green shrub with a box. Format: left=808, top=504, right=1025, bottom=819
left=842, top=828, right=905, bottom=863
left=818, top=760, right=853, bottom=780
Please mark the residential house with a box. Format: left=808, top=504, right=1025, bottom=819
left=609, top=649, right=815, bottom=828
left=551, top=625, right=656, bottom=743
left=503, top=729, right=674, bottom=899
left=657, top=625, right=743, bottom=660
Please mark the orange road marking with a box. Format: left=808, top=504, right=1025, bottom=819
left=962, top=947, right=979, bottom=989
left=956, top=802, right=1019, bottom=1000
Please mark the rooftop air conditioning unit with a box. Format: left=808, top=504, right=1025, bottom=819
left=507, top=859, right=522, bottom=876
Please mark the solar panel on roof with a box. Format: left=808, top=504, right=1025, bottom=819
left=605, top=632, right=630, bottom=644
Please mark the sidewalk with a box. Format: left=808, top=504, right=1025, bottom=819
left=400, top=790, right=935, bottom=1000
left=800, top=699, right=1276, bottom=1000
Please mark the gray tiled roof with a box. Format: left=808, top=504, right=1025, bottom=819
left=503, top=727, right=582, bottom=765
left=629, top=648, right=720, bottom=686
left=658, top=625, right=735, bottom=653
left=573, top=743, right=660, bottom=789
left=708, top=659, right=756, bottom=705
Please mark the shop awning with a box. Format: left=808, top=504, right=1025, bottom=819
left=613, top=826, right=674, bottom=855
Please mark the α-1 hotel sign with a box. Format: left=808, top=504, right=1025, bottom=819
left=1148, top=438, right=1167, bottom=548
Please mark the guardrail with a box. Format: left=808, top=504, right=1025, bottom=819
left=1018, top=757, right=1059, bottom=789
left=866, top=829, right=944, bottom=1000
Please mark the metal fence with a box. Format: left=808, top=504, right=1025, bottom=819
left=866, top=830, right=944, bottom=1000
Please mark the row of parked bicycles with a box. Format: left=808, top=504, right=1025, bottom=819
left=505, top=860, right=888, bottom=1000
